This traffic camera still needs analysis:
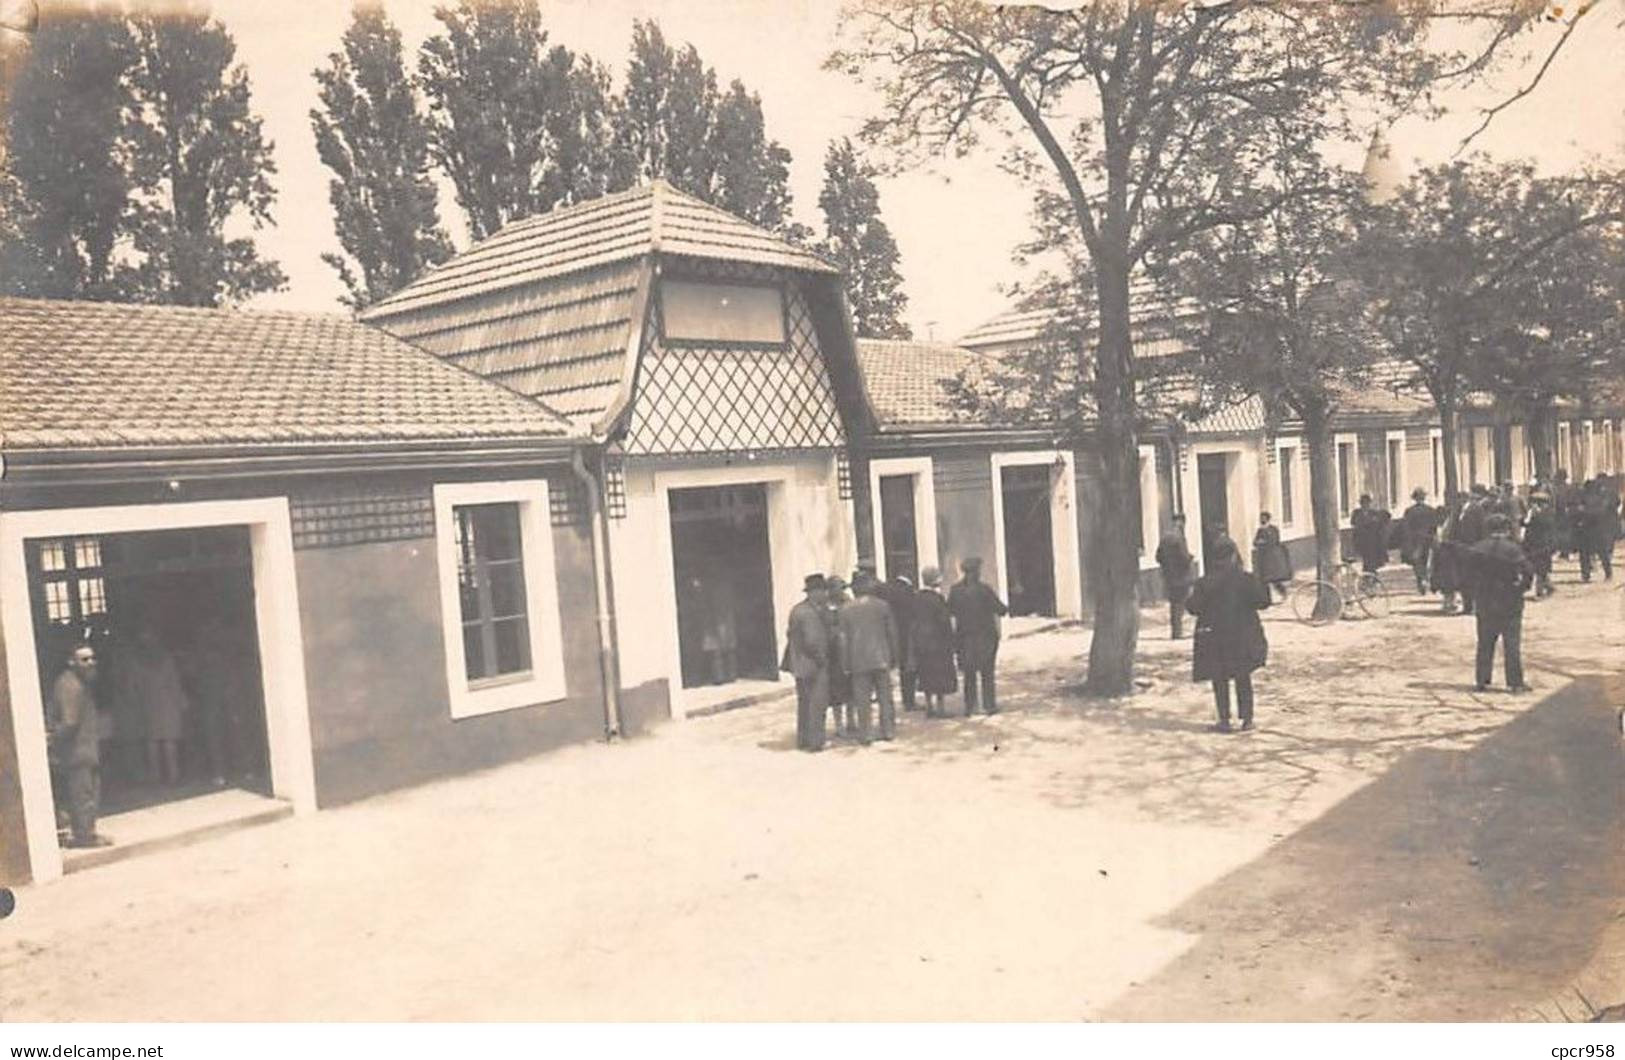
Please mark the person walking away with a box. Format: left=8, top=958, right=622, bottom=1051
left=1455, top=485, right=1491, bottom=614
left=1401, top=487, right=1440, bottom=594
left=784, top=574, right=831, bottom=752
left=47, top=644, right=112, bottom=847
left=1522, top=492, right=1556, bottom=598
left=1433, top=491, right=1466, bottom=613
left=1497, top=481, right=1526, bottom=540
left=948, top=557, right=1008, bottom=716
left=1350, top=494, right=1390, bottom=575
left=1579, top=477, right=1619, bottom=582
left=880, top=574, right=919, bottom=711
left=1155, top=514, right=1196, bottom=639
left=1466, top=514, right=1533, bottom=692
left=1184, top=536, right=1271, bottom=733
left=1553, top=469, right=1578, bottom=559
left=910, top=567, right=958, bottom=718
left=839, top=573, right=899, bottom=743
left=1251, top=512, right=1292, bottom=600
left=822, top=576, right=851, bottom=737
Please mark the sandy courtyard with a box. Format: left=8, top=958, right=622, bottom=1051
left=1, top=559, right=1621, bottom=1021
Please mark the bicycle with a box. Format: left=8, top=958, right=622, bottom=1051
left=1287, top=559, right=1391, bottom=625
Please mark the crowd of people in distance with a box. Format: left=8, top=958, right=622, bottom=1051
left=783, top=558, right=1009, bottom=752
left=1152, top=472, right=1623, bottom=734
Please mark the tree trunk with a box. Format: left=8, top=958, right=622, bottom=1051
left=1302, top=404, right=1343, bottom=622
left=1527, top=399, right=1554, bottom=479
left=1437, top=393, right=1461, bottom=502
left=1082, top=259, right=1141, bottom=697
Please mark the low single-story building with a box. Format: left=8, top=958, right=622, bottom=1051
left=0, top=297, right=613, bottom=884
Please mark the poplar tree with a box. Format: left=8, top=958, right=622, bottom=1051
left=818, top=137, right=909, bottom=339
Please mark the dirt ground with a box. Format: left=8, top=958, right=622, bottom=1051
left=1, top=558, right=1621, bottom=1021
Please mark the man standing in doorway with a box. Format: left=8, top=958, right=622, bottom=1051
left=1467, top=514, right=1534, bottom=694
left=1155, top=514, right=1196, bottom=639
left=948, top=556, right=1008, bottom=716
left=785, top=574, right=831, bottom=752
left=47, top=644, right=112, bottom=848
left=839, top=573, right=899, bottom=744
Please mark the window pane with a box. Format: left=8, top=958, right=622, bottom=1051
left=45, top=581, right=71, bottom=622
left=661, top=281, right=786, bottom=344
left=74, top=537, right=102, bottom=570
left=462, top=622, right=489, bottom=682
left=468, top=504, right=523, bottom=562
left=492, top=617, right=531, bottom=675
left=78, top=577, right=106, bottom=617
left=39, top=541, right=66, bottom=572
left=487, top=562, right=529, bottom=619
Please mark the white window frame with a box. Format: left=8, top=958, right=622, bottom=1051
left=1384, top=428, right=1408, bottom=510
left=990, top=450, right=1082, bottom=619
left=1274, top=436, right=1304, bottom=534
left=432, top=480, right=567, bottom=720
left=1334, top=431, right=1360, bottom=527
left=1137, top=443, right=1160, bottom=570
left=869, top=456, right=940, bottom=584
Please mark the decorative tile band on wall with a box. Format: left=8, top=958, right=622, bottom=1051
left=292, top=473, right=584, bottom=550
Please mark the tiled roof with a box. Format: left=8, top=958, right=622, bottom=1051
left=957, top=280, right=1198, bottom=355
left=855, top=338, right=988, bottom=428
left=0, top=297, right=574, bottom=451
left=1186, top=395, right=1267, bottom=435
left=362, top=180, right=835, bottom=321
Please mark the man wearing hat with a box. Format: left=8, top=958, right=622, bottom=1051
left=822, top=575, right=851, bottom=736
left=784, top=574, right=832, bottom=751
left=948, top=556, right=1008, bottom=715
left=839, top=571, right=899, bottom=743
left=1466, top=513, right=1533, bottom=693
left=1400, top=487, right=1440, bottom=595
left=1522, top=491, right=1556, bottom=598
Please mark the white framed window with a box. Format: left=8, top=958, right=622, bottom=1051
left=1274, top=437, right=1302, bottom=530
left=1384, top=429, right=1407, bottom=509
left=433, top=480, right=567, bottom=720
left=1334, top=432, right=1359, bottom=525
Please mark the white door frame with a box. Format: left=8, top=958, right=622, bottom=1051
left=990, top=450, right=1082, bottom=620
left=868, top=456, right=939, bottom=584
left=0, top=496, right=317, bottom=883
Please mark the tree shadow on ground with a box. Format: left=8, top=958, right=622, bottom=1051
left=1103, top=675, right=1625, bottom=1021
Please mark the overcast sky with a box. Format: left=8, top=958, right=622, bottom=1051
left=100, top=0, right=1625, bottom=341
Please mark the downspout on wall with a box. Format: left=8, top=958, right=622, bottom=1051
left=571, top=446, right=623, bottom=740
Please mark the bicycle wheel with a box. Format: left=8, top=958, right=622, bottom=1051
left=1355, top=572, right=1390, bottom=618
left=1289, top=580, right=1342, bottom=626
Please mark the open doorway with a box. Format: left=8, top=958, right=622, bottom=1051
left=1000, top=463, right=1057, bottom=617
left=877, top=473, right=920, bottom=585
left=26, top=527, right=271, bottom=821
left=669, top=484, right=778, bottom=689
left=1197, top=452, right=1231, bottom=573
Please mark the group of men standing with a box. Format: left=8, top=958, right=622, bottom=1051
left=783, top=557, right=1009, bottom=752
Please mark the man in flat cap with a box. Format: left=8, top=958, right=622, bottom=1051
left=784, top=574, right=831, bottom=751
left=948, top=556, right=1008, bottom=716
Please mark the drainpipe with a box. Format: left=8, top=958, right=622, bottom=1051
left=570, top=446, right=623, bottom=740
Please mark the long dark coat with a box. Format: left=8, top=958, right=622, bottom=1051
left=1185, top=565, right=1270, bottom=683
left=1431, top=539, right=1465, bottom=593
left=1251, top=524, right=1292, bottom=583
left=909, top=589, right=958, bottom=696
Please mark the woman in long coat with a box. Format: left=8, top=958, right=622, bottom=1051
left=1185, top=536, right=1271, bottom=733
left=1250, top=512, right=1292, bottom=599
left=910, top=567, right=957, bottom=718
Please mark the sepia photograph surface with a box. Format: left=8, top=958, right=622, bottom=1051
left=0, top=0, right=1622, bottom=1031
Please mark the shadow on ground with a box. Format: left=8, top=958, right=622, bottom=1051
left=1103, top=674, right=1625, bottom=1021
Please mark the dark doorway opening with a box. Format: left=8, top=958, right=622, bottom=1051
left=27, top=526, right=272, bottom=819
left=1000, top=463, right=1056, bottom=617
left=878, top=473, right=920, bottom=585
left=1197, top=453, right=1231, bottom=573
left=669, top=483, right=777, bottom=689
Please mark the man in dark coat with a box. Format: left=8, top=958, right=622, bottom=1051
left=879, top=574, right=919, bottom=711
left=948, top=556, right=1008, bottom=716
left=1155, top=513, right=1196, bottom=639
left=1522, top=493, right=1556, bottom=598
left=1400, top=487, right=1440, bottom=594
left=1552, top=469, right=1578, bottom=558
left=784, top=574, right=831, bottom=752
left=1185, top=536, right=1271, bottom=733
left=47, top=644, right=112, bottom=848
left=1350, top=494, right=1391, bottom=574
left=1454, top=485, right=1492, bottom=614
left=910, top=566, right=957, bottom=718
left=1467, top=514, right=1533, bottom=693
left=822, top=576, right=851, bottom=737
left=1578, top=477, right=1619, bottom=582
left=839, top=573, right=899, bottom=743
left=1251, top=512, right=1292, bottom=599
